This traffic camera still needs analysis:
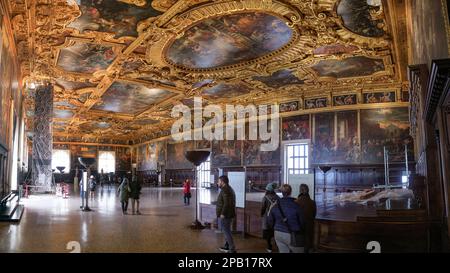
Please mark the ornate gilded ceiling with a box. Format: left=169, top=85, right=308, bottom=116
left=8, top=0, right=408, bottom=145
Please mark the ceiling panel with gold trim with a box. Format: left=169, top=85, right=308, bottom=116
left=8, top=0, right=408, bottom=145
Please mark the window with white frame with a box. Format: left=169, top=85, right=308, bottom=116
left=52, top=149, right=71, bottom=173
left=285, top=143, right=309, bottom=176
left=197, top=156, right=211, bottom=188
left=98, top=151, right=115, bottom=173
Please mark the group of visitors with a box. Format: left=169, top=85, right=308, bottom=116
left=117, top=175, right=142, bottom=215
left=212, top=175, right=316, bottom=254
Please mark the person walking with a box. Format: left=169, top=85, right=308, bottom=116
left=89, top=175, right=96, bottom=199
left=296, top=184, right=317, bottom=253
left=268, top=184, right=305, bottom=253
left=129, top=175, right=142, bottom=215
left=260, top=182, right=279, bottom=253
left=183, top=179, right=192, bottom=205
left=216, top=175, right=236, bottom=253
left=117, top=176, right=130, bottom=215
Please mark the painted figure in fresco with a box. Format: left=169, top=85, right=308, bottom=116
left=316, top=98, right=326, bottom=108
left=366, top=93, right=378, bottom=103
left=380, top=92, right=392, bottom=102
left=334, top=96, right=345, bottom=106
left=344, top=95, right=355, bottom=105
left=305, top=100, right=315, bottom=109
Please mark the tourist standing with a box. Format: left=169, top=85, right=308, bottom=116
left=117, top=176, right=130, bottom=215
left=260, top=182, right=279, bottom=253
left=216, top=175, right=236, bottom=253
left=183, top=179, right=191, bottom=205
left=129, top=175, right=142, bottom=215
left=268, top=184, right=305, bottom=253
left=296, top=184, right=316, bottom=253
left=89, top=175, right=96, bottom=199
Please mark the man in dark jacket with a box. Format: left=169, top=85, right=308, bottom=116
left=268, top=184, right=305, bottom=253
left=216, top=175, right=236, bottom=253
left=296, top=184, right=316, bottom=253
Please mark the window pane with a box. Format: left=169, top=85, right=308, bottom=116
left=52, top=150, right=70, bottom=172
left=98, top=151, right=115, bottom=173
left=300, top=145, right=304, bottom=157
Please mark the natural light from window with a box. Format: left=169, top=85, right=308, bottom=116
left=98, top=151, right=115, bottom=173
left=52, top=149, right=71, bottom=173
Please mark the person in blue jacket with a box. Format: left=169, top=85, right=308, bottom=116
left=268, top=184, right=305, bottom=253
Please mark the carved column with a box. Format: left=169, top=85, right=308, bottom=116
left=32, top=84, right=53, bottom=192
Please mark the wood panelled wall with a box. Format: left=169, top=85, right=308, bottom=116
left=0, top=0, right=24, bottom=197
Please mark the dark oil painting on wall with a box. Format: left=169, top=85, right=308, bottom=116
left=57, top=42, right=117, bottom=74
left=282, top=115, right=310, bottom=141
left=312, top=112, right=335, bottom=164
left=363, top=91, right=396, bottom=103
left=211, top=140, right=242, bottom=167
left=360, top=107, right=413, bottom=164
left=333, top=94, right=357, bottom=106
left=334, top=111, right=359, bottom=163
left=166, top=141, right=194, bottom=169
left=93, top=81, right=173, bottom=115
left=305, top=97, right=327, bottom=109
left=116, top=147, right=132, bottom=171
left=137, top=141, right=165, bottom=171
left=166, top=12, right=293, bottom=69
left=311, top=56, right=385, bottom=78
left=279, top=101, right=299, bottom=113
left=253, top=69, right=304, bottom=88
left=243, top=140, right=280, bottom=166
left=68, top=0, right=161, bottom=38
left=337, top=0, right=385, bottom=37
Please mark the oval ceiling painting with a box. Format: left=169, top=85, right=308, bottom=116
left=166, top=12, right=293, bottom=69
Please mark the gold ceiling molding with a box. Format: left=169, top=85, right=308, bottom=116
left=8, top=0, right=407, bottom=144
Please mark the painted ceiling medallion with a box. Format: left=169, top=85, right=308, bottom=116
left=337, top=0, right=385, bottom=37
left=311, top=56, right=385, bottom=78
left=92, top=81, right=174, bottom=115
left=165, top=12, right=293, bottom=69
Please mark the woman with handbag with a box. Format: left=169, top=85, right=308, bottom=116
left=183, top=179, right=192, bottom=205
left=117, top=176, right=130, bottom=215
left=268, top=184, right=305, bottom=253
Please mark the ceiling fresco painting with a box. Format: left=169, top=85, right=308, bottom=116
left=253, top=69, right=304, bottom=88
left=10, top=0, right=408, bottom=144
left=68, top=0, right=161, bottom=38
left=56, top=42, right=118, bottom=74
left=55, top=79, right=96, bottom=91
left=311, top=56, right=385, bottom=78
left=313, top=44, right=359, bottom=56
left=92, top=81, right=173, bottom=115
left=337, top=0, right=385, bottom=37
left=202, top=83, right=252, bottom=99
left=166, top=12, right=293, bottom=69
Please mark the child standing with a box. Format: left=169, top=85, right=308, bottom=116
left=183, top=179, right=191, bottom=205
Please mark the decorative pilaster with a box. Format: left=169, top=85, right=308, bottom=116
left=32, top=84, right=53, bottom=192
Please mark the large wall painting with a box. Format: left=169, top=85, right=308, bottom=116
left=335, top=111, right=359, bottom=163
left=337, top=0, right=385, bottom=37
left=68, top=0, right=161, bottom=38
left=282, top=115, right=310, bottom=141
left=312, top=112, right=335, bottom=164
left=57, top=42, right=117, bottom=74
left=211, top=140, right=242, bottom=167
left=360, top=108, right=413, bottom=164
left=311, top=56, right=385, bottom=78
left=166, top=12, right=293, bottom=69
left=243, top=140, right=280, bottom=166
left=93, top=81, right=173, bottom=115
left=166, top=141, right=194, bottom=169
left=117, top=147, right=132, bottom=172
left=137, top=141, right=165, bottom=171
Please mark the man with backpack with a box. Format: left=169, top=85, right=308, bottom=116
left=260, top=182, right=279, bottom=253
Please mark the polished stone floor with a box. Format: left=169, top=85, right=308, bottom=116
left=0, top=187, right=266, bottom=253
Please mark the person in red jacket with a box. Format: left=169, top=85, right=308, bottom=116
left=183, top=179, right=192, bottom=205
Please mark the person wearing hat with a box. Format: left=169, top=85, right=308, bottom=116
left=260, top=182, right=280, bottom=253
